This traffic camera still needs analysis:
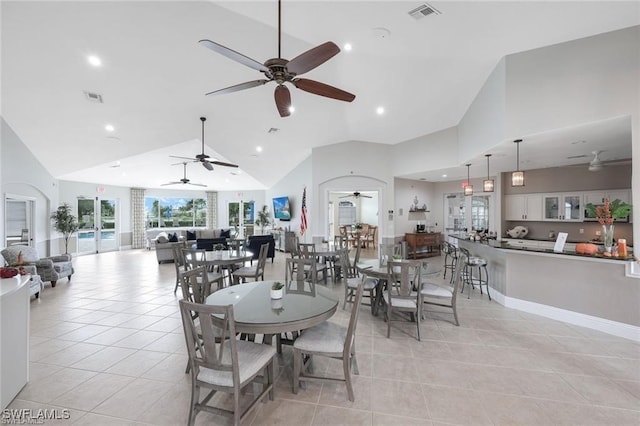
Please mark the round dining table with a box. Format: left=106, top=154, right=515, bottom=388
left=205, top=280, right=338, bottom=350
left=202, top=249, right=253, bottom=286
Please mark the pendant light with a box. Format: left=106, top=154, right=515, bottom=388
left=464, top=163, right=473, bottom=196
left=511, top=139, right=525, bottom=187
left=483, top=154, right=494, bottom=192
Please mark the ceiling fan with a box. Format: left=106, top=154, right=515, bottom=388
left=339, top=191, right=372, bottom=199
left=577, top=150, right=632, bottom=172
left=171, top=117, right=239, bottom=171
left=161, top=162, right=206, bottom=187
left=199, top=0, right=355, bottom=117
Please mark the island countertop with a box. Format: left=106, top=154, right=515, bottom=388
left=450, top=235, right=634, bottom=263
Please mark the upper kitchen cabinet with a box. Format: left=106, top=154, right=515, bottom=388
left=543, top=193, right=582, bottom=221
left=505, top=194, right=543, bottom=221
left=583, top=189, right=630, bottom=206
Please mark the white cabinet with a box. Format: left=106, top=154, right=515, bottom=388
left=505, top=194, right=543, bottom=221
left=543, top=193, right=582, bottom=221
left=584, top=189, right=630, bottom=205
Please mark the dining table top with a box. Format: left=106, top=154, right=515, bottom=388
left=356, top=258, right=443, bottom=279
left=205, top=280, right=338, bottom=335
left=202, top=249, right=253, bottom=265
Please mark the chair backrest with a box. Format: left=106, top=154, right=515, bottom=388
left=228, top=238, right=244, bottom=253
left=450, top=250, right=466, bottom=298
left=352, top=244, right=362, bottom=268
left=285, top=257, right=317, bottom=283
left=379, top=243, right=401, bottom=266
left=339, top=248, right=358, bottom=280
left=179, top=299, right=238, bottom=386
left=334, top=235, right=349, bottom=250
left=179, top=266, right=210, bottom=304
left=256, top=243, right=270, bottom=274
left=339, top=226, right=347, bottom=237
left=298, top=243, right=316, bottom=259
left=387, top=260, right=422, bottom=298
left=458, top=246, right=471, bottom=260
left=172, top=243, right=185, bottom=266
left=182, top=247, right=206, bottom=271
left=287, top=235, right=300, bottom=258
left=343, top=278, right=366, bottom=357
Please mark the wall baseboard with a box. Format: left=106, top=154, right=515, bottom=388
left=498, top=295, right=640, bottom=342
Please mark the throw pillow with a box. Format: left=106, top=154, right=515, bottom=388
left=220, top=229, right=231, bottom=238
left=168, top=233, right=179, bottom=243
left=186, top=230, right=196, bottom=241
left=155, top=232, right=169, bottom=244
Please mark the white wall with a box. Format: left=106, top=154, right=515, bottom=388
left=1, top=118, right=59, bottom=256
left=393, top=178, right=437, bottom=235
left=265, top=156, right=312, bottom=241
left=359, top=195, right=378, bottom=226
left=391, top=127, right=459, bottom=177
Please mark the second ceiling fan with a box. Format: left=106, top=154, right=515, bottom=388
left=171, top=117, right=239, bottom=171
left=199, top=0, right=355, bottom=117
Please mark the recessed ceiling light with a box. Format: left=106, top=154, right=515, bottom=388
left=105, top=124, right=115, bottom=132
left=344, top=43, right=352, bottom=51
left=87, top=55, right=102, bottom=67
left=442, top=174, right=447, bottom=178
left=256, top=146, right=263, bottom=152
left=376, top=106, right=385, bottom=115
left=288, top=106, right=295, bottom=113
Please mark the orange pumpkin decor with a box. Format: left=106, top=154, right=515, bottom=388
left=575, top=243, right=598, bottom=255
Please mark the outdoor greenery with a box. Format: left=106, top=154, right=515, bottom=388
left=145, top=197, right=206, bottom=228
left=51, top=203, right=79, bottom=254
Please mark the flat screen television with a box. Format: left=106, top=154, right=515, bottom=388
left=272, top=196, right=291, bottom=221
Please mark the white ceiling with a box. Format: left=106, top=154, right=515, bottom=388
left=2, top=1, right=638, bottom=191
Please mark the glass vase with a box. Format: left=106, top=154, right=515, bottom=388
left=602, top=224, right=614, bottom=253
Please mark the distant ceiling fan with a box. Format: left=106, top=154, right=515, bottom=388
left=171, top=117, right=239, bottom=171
left=161, top=162, right=206, bottom=187
left=199, top=0, right=355, bottom=117
left=339, top=191, right=372, bottom=199
left=580, top=150, right=631, bottom=172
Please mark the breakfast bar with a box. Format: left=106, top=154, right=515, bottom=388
left=453, top=237, right=639, bottom=339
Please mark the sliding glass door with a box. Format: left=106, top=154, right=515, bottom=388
left=77, top=198, right=118, bottom=254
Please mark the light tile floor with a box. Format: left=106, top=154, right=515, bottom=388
left=10, top=248, right=640, bottom=425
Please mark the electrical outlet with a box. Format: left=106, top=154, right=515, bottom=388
left=579, top=228, right=584, bottom=234
left=595, top=230, right=601, bottom=236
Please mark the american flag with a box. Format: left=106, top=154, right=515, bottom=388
left=300, top=187, right=308, bottom=236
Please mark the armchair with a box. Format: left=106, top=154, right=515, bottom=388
left=0, top=252, right=42, bottom=298
left=1, top=246, right=73, bottom=288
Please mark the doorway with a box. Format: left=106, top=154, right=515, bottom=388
left=77, top=198, right=119, bottom=254
left=327, top=191, right=379, bottom=248
left=4, top=195, right=35, bottom=248
left=228, top=200, right=255, bottom=237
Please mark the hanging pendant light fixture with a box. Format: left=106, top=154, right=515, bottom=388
left=464, top=163, right=473, bottom=196
left=511, top=139, right=525, bottom=186
left=483, top=154, right=494, bottom=192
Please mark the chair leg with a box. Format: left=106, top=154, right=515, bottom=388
left=343, top=356, right=355, bottom=402
left=292, top=349, right=301, bottom=394
left=188, top=381, right=199, bottom=426
left=453, top=305, right=460, bottom=326
left=351, top=347, right=359, bottom=375
left=233, top=388, right=241, bottom=426
left=386, top=306, right=392, bottom=338
left=268, top=359, right=275, bottom=401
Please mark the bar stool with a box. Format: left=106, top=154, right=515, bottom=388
left=442, top=241, right=458, bottom=284
left=458, top=247, right=491, bottom=300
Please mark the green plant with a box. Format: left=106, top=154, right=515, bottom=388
left=255, top=205, right=271, bottom=234
left=272, top=281, right=284, bottom=290
left=585, top=198, right=632, bottom=225
left=51, top=203, right=79, bottom=254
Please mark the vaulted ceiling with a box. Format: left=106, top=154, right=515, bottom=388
left=2, top=1, right=638, bottom=190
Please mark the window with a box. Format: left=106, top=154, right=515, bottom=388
left=228, top=201, right=254, bottom=236
left=145, top=197, right=206, bottom=228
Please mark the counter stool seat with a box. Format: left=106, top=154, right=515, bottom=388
left=458, top=247, right=491, bottom=300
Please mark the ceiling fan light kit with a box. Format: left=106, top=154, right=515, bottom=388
left=464, top=164, right=473, bottom=196
left=199, top=0, right=355, bottom=118
left=483, top=154, right=494, bottom=192
left=511, top=139, right=525, bottom=187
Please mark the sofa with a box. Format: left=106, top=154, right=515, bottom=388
left=0, top=252, right=43, bottom=298
left=246, top=235, right=275, bottom=264
left=146, top=228, right=233, bottom=250
left=1, top=245, right=73, bottom=288
left=196, top=238, right=228, bottom=251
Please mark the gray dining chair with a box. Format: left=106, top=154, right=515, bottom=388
left=232, top=243, right=269, bottom=284
left=182, top=248, right=225, bottom=291
left=298, top=242, right=328, bottom=284
left=383, top=259, right=422, bottom=341
left=179, top=299, right=276, bottom=426
left=341, top=248, right=378, bottom=312
left=171, top=242, right=187, bottom=294
left=292, top=278, right=365, bottom=401
left=420, top=251, right=465, bottom=326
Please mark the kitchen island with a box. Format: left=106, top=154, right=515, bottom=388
left=453, top=237, right=639, bottom=341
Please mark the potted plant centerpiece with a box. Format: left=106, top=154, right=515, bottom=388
left=270, top=281, right=284, bottom=299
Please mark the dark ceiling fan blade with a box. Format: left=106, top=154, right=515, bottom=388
left=189, top=182, right=207, bottom=187
left=293, top=78, right=355, bottom=102
left=161, top=182, right=182, bottom=186
left=210, top=160, right=239, bottom=168
left=205, top=79, right=269, bottom=96
left=274, top=85, right=291, bottom=117
left=202, top=161, right=214, bottom=171
left=199, top=39, right=269, bottom=73
left=287, top=41, right=340, bottom=75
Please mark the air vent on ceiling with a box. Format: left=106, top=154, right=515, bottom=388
left=268, top=127, right=279, bottom=133
left=408, top=3, right=441, bottom=19
left=84, top=91, right=103, bottom=103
